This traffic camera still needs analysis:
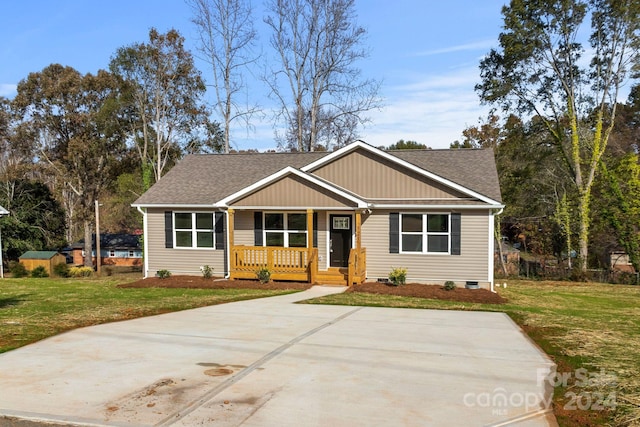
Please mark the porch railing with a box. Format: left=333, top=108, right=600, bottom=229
left=347, top=247, right=367, bottom=285
left=230, top=245, right=318, bottom=282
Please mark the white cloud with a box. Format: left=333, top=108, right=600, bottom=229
left=360, top=66, right=491, bottom=149
left=0, top=84, right=17, bottom=97
left=414, top=39, right=496, bottom=57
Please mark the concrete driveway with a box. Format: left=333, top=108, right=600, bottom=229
left=0, top=286, right=556, bottom=427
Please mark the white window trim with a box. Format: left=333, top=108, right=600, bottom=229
left=173, top=211, right=216, bottom=250
left=399, top=213, right=451, bottom=255
left=263, top=212, right=308, bottom=248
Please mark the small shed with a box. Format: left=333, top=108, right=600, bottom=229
left=19, top=251, right=67, bottom=276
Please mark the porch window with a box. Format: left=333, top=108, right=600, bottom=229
left=174, top=212, right=215, bottom=249
left=400, top=213, right=449, bottom=253
left=264, top=212, right=307, bottom=247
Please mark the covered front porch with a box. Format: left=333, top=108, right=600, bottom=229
left=227, top=209, right=366, bottom=286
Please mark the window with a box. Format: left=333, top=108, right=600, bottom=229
left=174, top=212, right=215, bottom=249
left=128, top=250, right=135, bottom=257
left=264, top=212, right=307, bottom=247
left=400, top=213, right=449, bottom=253
left=109, top=250, right=116, bottom=257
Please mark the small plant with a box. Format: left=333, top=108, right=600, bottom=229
left=388, top=267, right=407, bottom=286
left=68, top=266, right=94, bottom=277
left=444, top=280, right=456, bottom=291
left=200, top=265, right=214, bottom=279
left=53, top=262, right=70, bottom=278
left=9, top=261, right=28, bottom=278
left=31, top=266, right=49, bottom=278
left=256, top=267, right=271, bottom=284
left=157, top=269, right=172, bottom=279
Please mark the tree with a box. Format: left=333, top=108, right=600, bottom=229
left=0, top=180, right=66, bottom=261
left=477, top=0, right=640, bottom=269
left=264, top=0, right=382, bottom=152
left=110, top=28, right=213, bottom=188
left=451, top=113, right=502, bottom=149
left=13, top=64, right=127, bottom=266
left=387, top=140, right=428, bottom=150
left=188, top=0, right=260, bottom=154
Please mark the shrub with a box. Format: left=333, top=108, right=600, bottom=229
left=53, top=262, right=70, bottom=278
left=388, top=267, right=407, bottom=286
left=444, top=280, right=456, bottom=291
left=69, top=266, right=94, bottom=277
left=257, top=267, right=271, bottom=284
left=157, top=269, right=171, bottom=279
left=31, top=266, right=49, bottom=278
left=200, top=265, right=214, bottom=279
left=9, top=261, right=28, bottom=278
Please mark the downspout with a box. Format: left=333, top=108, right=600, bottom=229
left=223, top=208, right=230, bottom=279
left=489, top=207, right=504, bottom=293
left=136, top=206, right=149, bottom=278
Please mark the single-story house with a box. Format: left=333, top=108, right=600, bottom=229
left=610, top=250, right=636, bottom=273
left=70, top=233, right=143, bottom=266
left=19, top=251, right=67, bottom=275
left=132, top=141, right=504, bottom=289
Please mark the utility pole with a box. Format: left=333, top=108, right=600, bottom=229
left=95, top=200, right=101, bottom=276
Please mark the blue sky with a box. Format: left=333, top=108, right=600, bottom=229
left=0, top=0, right=507, bottom=150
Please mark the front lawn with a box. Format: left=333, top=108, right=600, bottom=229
left=0, top=275, right=297, bottom=354
left=304, top=280, right=640, bottom=427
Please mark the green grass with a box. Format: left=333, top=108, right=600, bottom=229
left=0, top=275, right=296, bottom=354
left=303, top=280, right=640, bottom=426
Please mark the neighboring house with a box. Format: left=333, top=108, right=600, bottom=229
left=19, top=251, right=66, bottom=275
left=132, top=141, right=504, bottom=289
left=0, top=205, right=9, bottom=278
left=70, top=233, right=143, bottom=267
left=610, top=251, right=636, bottom=273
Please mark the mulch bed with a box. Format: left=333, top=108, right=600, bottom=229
left=348, top=282, right=506, bottom=304
left=118, top=276, right=313, bottom=291
left=119, top=276, right=506, bottom=304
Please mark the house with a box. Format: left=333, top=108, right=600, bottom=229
left=610, top=250, right=636, bottom=273
left=18, top=251, right=67, bottom=276
left=70, top=233, right=143, bottom=267
left=132, top=141, right=504, bottom=289
left=0, top=205, right=8, bottom=278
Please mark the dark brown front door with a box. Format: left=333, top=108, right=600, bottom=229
left=329, top=214, right=352, bottom=267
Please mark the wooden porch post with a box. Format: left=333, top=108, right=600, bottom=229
left=307, top=209, right=313, bottom=251
left=356, top=210, right=362, bottom=252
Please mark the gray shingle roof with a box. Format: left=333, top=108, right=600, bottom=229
left=133, top=146, right=502, bottom=206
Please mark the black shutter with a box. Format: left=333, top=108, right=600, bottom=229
left=254, top=211, right=263, bottom=246
left=215, top=212, right=225, bottom=250
left=164, top=211, right=173, bottom=248
left=451, top=213, right=461, bottom=255
left=313, top=212, right=318, bottom=248
left=389, top=212, right=399, bottom=253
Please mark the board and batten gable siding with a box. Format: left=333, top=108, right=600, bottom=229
left=362, top=209, right=491, bottom=287
left=311, top=148, right=468, bottom=199
left=232, top=210, right=329, bottom=270
left=232, top=174, right=356, bottom=208
left=146, top=208, right=226, bottom=276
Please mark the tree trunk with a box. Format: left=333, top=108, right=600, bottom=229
left=83, top=219, right=93, bottom=268
left=577, top=190, right=590, bottom=271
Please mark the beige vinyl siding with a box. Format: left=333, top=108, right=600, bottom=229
left=362, top=209, right=491, bottom=288
left=146, top=208, right=226, bottom=276
left=232, top=209, right=328, bottom=270
left=312, top=148, right=468, bottom=199
left=232, top=174, right=355, bottom=208
left=233, top=210, right=255, bottom=245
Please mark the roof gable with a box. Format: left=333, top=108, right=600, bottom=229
left=302, top=141, right=502, bottom=204
left=19, top=251, right=61, bottom=260
left=0, top=205, right=8, bottom=215
left=219, top=167, right=366, bottom=208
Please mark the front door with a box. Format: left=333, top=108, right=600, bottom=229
left=329, top=214, right=352, bottom=268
